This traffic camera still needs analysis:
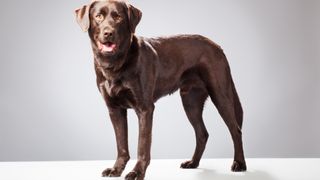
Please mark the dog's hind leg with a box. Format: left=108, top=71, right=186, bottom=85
left=203, top=54, right=246, bottom=171
left=179, top=72, right=209, bottom=169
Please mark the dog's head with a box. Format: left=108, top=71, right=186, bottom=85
left=75, top=0, right=142, bottom=57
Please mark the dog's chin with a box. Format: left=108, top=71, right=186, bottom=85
left=100, top=50, right=117, bottom=57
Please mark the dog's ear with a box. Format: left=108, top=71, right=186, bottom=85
left=127, top=4, right=142, bottom=33
left=75, top=4, right=91, bottom=32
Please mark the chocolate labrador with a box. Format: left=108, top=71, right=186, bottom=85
left=75, top=0, right=246, bottom=179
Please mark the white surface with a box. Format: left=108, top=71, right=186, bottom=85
left=0, top=159, right=319, bottom=180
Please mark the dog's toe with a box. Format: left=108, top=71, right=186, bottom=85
left=102, top=168, right=111, bottom=177
left=102, top=167, right=122, bottom=177
left=180, top=160, right=199, bottom=169
left=231, top=160, right=247, bottom=172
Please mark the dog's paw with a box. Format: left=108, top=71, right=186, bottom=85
left=125, top=171, right=144, bottom=180
left=125, top=171, right=138, bottom=180
left=102, top=167, right=122, bottom=177
left=231, top=160, right=247, bottom=172
left=180, top=160, right=199, bottom=169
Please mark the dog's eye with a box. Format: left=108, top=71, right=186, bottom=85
left=95, top=14, right=104, bottom=22
left=111, top=12, right=122, bottom=22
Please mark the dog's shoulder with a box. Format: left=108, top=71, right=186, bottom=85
left=134, top=36, right=159, bottom=62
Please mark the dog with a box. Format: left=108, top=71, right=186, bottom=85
left=75, top=0, right=246, bottom=179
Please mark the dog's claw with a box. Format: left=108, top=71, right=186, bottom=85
left=180, top=160, right=199, bottom=169
left=102, top=167, right=122, bottom=177
left=231, top=160, right=247, bottom=172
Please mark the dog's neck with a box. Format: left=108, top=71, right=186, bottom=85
left=93, top=35, right=139, bottom=80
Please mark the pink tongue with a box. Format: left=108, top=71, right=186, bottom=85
left=98, top=42, right=116, bottom=52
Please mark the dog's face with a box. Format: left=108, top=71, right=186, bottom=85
left=75, top=0, right=142, bottom=57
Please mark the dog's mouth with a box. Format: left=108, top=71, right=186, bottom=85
left=97, top=41, right=117, bottom=53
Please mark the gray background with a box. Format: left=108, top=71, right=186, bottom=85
left=0, top=0, right=319, bottom=161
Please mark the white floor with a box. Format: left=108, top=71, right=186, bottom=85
left=0, top=159, right=319, bottom=180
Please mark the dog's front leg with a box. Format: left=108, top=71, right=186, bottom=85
left=125, top=104, right=154, bottom=180
left=102, top=107, right=130, bottom=177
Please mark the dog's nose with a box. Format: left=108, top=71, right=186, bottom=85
left=104, top=31, right=114, bottom=38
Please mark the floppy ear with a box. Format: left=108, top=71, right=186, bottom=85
left=75, top=4, right=91, bottom=32
left=127, top=4, right=142, bottom=33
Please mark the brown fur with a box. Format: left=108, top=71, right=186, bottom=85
left=75, top=1, right=246, bottom=179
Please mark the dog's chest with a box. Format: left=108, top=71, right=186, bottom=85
left=103, top=79, right=136, bottom=108
left=104, top=79, right=122, bottom=96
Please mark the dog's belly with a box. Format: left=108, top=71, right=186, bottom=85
left=153, top=78, right=180, bottom=101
